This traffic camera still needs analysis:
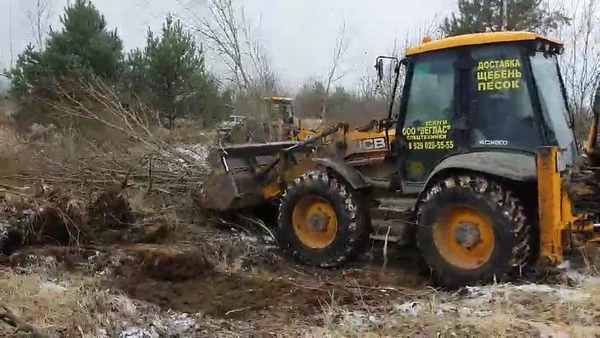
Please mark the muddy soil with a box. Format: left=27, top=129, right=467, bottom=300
left=2, top=226, right=430, bottom=334
left=102, top=242, right=426, bottom=328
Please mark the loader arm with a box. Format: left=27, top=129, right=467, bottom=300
left=260, top=122, right=350, bottom=199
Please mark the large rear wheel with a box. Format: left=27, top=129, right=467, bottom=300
left=416, top=175, right=531, bottom=287
left=277, top=170, right=372, bottom=267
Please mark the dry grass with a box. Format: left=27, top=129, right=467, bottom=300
left=0, top=268, right=130, bottom=336
left=169, top=121, right=218, bottom=144
left=0, top=127, right=24, bottom=158
left=322, top=276, right=600, bottom=337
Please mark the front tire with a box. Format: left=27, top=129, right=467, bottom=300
left=277, top=170, right=372, bottom=268
left=416, top=175, right=530, bottom=287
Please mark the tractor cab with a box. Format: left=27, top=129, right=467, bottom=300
left=265, top=96, right=295, bottom=124
left=263, top=96, right=297, bottom=141
left=263, top=96, right=320, bottom=141
left=378, top=32, right=576, bottom=193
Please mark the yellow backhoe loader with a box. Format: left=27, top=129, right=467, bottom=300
left=262, top=96, right=318, bottom=141
left=227, top=95, right=396, bottom=144
left=200, top=31, right=600, bottom=287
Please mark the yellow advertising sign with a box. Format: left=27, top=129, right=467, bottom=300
left=476, top=59, right=522, bottom=92
left=402, top=119, right=454, bottom=151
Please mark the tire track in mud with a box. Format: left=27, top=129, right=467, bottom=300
left=100, top=243, right=427, bottom=325
left=1, top=233, right=429, bottom=330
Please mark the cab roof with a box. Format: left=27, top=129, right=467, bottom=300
left=264, top=96, right=293, bottom=103
left=405, top=31, right=563, bottom=56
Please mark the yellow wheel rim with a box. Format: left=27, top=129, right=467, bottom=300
left=433, top=206, right=495, bottom=270
left=292, top=196, right=339, bottom=249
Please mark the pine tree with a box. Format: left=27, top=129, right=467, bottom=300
left=43, top=0, right=124, bottom=81
left=6, top=0, right=124, bottom=127
left=442, top=0, right=570, bottom=36
left=130, top=14, right=228, bottom=127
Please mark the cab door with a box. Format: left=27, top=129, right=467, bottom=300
left=396, top=50, right=460, bottom=194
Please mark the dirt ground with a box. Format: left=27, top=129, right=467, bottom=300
left=1, top=220, right=599, bottom=337
left=0, top=225, right=427, bottom=335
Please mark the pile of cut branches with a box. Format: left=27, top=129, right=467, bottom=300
left=0, top=76, right=212, bottom=254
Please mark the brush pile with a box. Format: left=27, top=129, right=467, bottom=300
left=0, top=77, right=213, bottom=256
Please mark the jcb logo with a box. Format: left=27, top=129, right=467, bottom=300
left=357, top=137, right=387, bottom=150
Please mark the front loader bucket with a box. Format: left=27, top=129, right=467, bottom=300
left=200, top=141, right=309, bottom=212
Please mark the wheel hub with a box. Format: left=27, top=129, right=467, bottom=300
left=309, top=212, right=329, bottom=232
left=454, top=222, right=482, bottom=249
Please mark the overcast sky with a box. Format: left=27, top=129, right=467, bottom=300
left=0, top=0, right=576, bottom=91
left=0, top=0, right=454, bottom=90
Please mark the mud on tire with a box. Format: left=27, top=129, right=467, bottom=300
left=277, top=170, right=372, bottom=268
left=416, top=175, right=530, bottom=287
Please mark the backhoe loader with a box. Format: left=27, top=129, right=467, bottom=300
left=216, top=96, right=316, bottom=143
left=200, top=31, right=600, bottom=287
left=221, top=95, right=396, bottom=146
left=263, top=96, right=398, bottom=145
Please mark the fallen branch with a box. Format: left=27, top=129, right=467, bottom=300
left=0, top=304, right=46, bottom=337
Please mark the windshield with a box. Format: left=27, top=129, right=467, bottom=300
left=469, top=44, right=541, bottom=152
left=529, top=52, right=577, bottom=163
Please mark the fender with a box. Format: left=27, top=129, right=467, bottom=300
left=417, top=151, right=537, bottom=201
left=312, top=157, right=370, bottom=190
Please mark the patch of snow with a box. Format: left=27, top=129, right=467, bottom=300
left=238, top=232, right=275, bottom=245
left=557, top=260, right=600, bottom=286
left=156, top=312, right=197, bottom=335
left=117, top=312, right=197, bottom=338
left=334, top=311, right=380, bottom=331
left=40, top=281, right=68, bottom=294
left=393, top=301, right=423, bottom=317
left=393, top=299, right=492, bottom=318
left=385, top=278, right=594, bottom=323
left=465, top=283, right=592, bottom=303
left=99, top=292, right=198, bottom=338
left=118, top=326, right=158, bottom=338
left=174, top=144, right=208, bottom=164
left=564, top=270, right=600, bottom=286
left=163, top=144, right=210, bottom=173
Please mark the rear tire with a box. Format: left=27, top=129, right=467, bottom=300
left=277, top=170, right=372, bottom=267
left=416, top=175, right=530, bottom=287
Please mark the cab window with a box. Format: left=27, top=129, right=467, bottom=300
left=470, top=45, right=541, bottom=152
left=401, top=52, right=456, bottom=182
left=529, top=51, right=577, bottom=163
left=404, top=52, right=455, bottom=128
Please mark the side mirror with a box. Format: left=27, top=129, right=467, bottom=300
left=375, top=59, right=384, bottom=81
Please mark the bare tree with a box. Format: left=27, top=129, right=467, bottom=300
left=174, top=0, right=285, bottom=141
left=26, top=0, right=53, bottom=50
left=8, top=4, right=14, bottom=68
left=320, top=18, right=350, bottom=120
left=556, top=0, right=600, bottom=117
left=358, top=16, right=442, bottom=108
left=178, top=0, right=278, bottom=96
left=0, top=48, right=6, bottom=71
